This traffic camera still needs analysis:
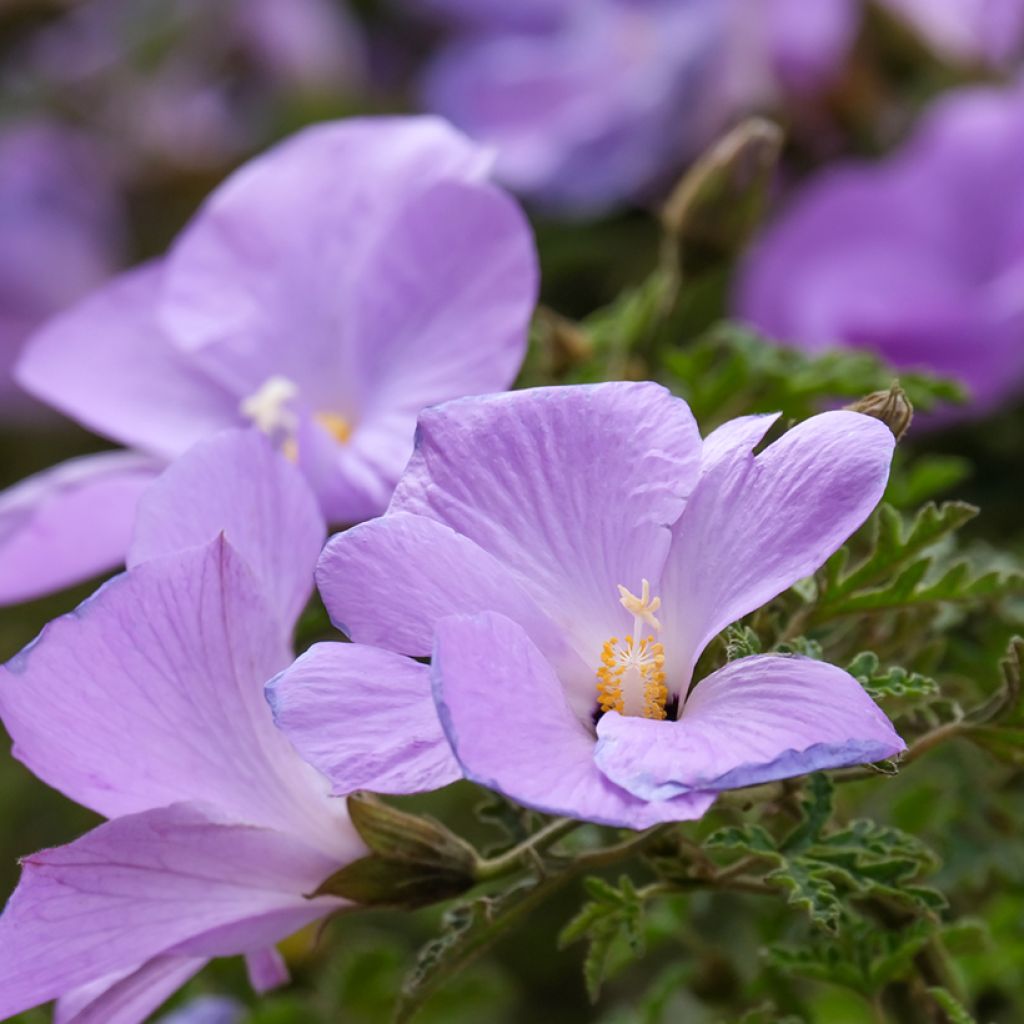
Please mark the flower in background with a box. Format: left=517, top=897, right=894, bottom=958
left=735, top=84, right=1024, bottom=417
left=8, top=0, right=366, bottom=173
left=0, top=119, right=124, bottom=421
left=416, top=0, right=857, bottom=214
left=881, top=0, right=1024, bottom=68
left=0, top=116, right=536, bottom=604
left=0, top=429, right=437, bottom=1022
left=297, top=383, right=904, bottom=830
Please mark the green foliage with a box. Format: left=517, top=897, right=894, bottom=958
left=846, top=651, right=939, bottom=702
left=811, top=502, right=1024, bottom=621
left=559, top=876, right=648, bottom=1002
left=659, top=324, right=963, bottom=427
left=927, top=988, right=978, bottom=1024
left=706, top=775, right=943, bottom=933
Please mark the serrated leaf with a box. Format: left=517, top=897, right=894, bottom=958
left=559, top=875, right=647, bottom=1003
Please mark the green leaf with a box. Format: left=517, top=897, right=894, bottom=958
left=724, top=624, right=763, bottom=660
left=814, top=503, right=1024, bottom=621
left=846, top=652, right=940, bottom=702
left=559, top=875, right=647, bottom=1003
left=927, top=987, right=978, bottom=1023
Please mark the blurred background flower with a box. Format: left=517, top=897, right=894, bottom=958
left=0, top=119, right=124, bottom=422
left=735, top=83, right=1024, bottom=417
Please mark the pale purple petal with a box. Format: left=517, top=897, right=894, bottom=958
left=390, top=382, right=702, bottom=660
left=595, top=655, right=905, bottom=800
left=1, top=537, right=351, bottom=855
left=0, top=803, right=341, bottom=1021
left=433, top=611, right=715, bottom=830
left=129, top=429, right=325, bottom=631
left=881, top=0, right=1024, bottom=66
left=246, top=946, right=289, bottom=994
left=348, top=178, right=536, bottom=420
left=0, top=451, right=162, bottom=606
left=267, top=641, right=459, bottom=796
left=160, top=117, right=494, bottom=405
left=16, top=263, right=238, bottom=459
left=736, top=84, right=1024, bottom=413
left=318, top=510, right=578, bottom=663
left=422, top=1, right=724, bottom=212
left=56, top=957, right=207, bottom=1024
left=660, top=411, right=894, bottom=680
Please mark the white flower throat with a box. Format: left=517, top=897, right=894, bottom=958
left=596, top=579, right=668, bottom=720
left=241, top=375, right=352, bottom=458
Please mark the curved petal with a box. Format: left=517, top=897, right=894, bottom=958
left=0, top=803, right=341, bottom=1022
left=160, top=116, right=494, bottom=407
left=1, top=537, right=350, bottom=855
left=660, top=410, right=894, bottom=679
left=56, top=957, right=207, bottom=1024
left=16, top=263, right=237, bottom=459
left=129, top=429, right=325, bottom=632
left=390, top=382, right=702, bottom=659
left=0, top=450, right=163, bottom=605
left=432, top=611, right=714, bottom=830
left=245, top=947, right=289, bottom=994
left=267, top=641, right=459, bottom=796
left=595, top=655, right=905, bottom=801
left=350, top=178, right=535, bottom=420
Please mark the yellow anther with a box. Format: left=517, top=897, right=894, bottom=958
left=316, top=411, right=352, bottom=446
left=595, top=634, right=667, bottom=720
left=617, top=579, right=662, bottom=631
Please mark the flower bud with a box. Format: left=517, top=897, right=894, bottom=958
left=661, top=117, right=783, bottom=262
left=312, top=793, right=478, bottom=908
left=846, top=382, right=914, bottom=440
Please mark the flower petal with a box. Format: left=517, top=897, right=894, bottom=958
left=128, top=428, right=325, bottom=632
left=595, top=655, right=905, bottom=800
left=15, top=263, right=237, bottom=459
left=349, top=177, right=535, bottom=419
left=1, top=537, right=349, bottom=854
left=56, top=957, right=207, bottom=1024
left=0, top=450, right=162, bottom=605
left=0, top=803, right=340, bottom=1021
left=432, top=611, right=714, bottom=830
left=267, top=641, right=459, bottom=796
left=245, top=947, right=289, bottom=994
left=390, top=382, right=702, bottom=658
left=160, top=117, right=493, bottom=406
left=660, top=410, right=894, bottom=678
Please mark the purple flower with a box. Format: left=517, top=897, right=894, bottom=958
left=275, top=383, right=905, bottom=830
left=417, top=0, right=857, bottom=213
left=0, top=428, right=435, bottom=1021
left=735, top=84, right=1024, bottom=416
left=0, top=116, right=536, bottom=605
left=0, top=119, right=123, bottom=421
left=15, top=0, right=366, bottom=171
left=880, top=0, right=1024, bottom=67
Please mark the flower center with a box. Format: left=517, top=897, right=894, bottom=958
left=240, top=376, right=352, bottom=458
left=595, top=580, right=668, bottom=720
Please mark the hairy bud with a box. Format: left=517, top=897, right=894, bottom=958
left=846, top=381, right=914, bottom=440
left=313, top=793, right=478, bottom=908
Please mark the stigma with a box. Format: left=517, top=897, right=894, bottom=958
left=596, top=580, right=668, bottom=719
left=241, top=376, right=352, bottom=457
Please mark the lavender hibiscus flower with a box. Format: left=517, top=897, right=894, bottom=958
left=273, top=383, right=905, bottom=830
left=735, top=84, right=1024, bottom=416
left=0, top=120, right=123, bottom=421
left=0, top=429, right=437, bottom=1022
left=417, top=0, right=857, bottom=213
left=0, top=116, right=536, bottom=605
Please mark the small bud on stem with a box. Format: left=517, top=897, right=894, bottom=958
left=846, top=381, right=914, bottom=440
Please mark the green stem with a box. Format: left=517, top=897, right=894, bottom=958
left=473, top=817, right=582, bottom=882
